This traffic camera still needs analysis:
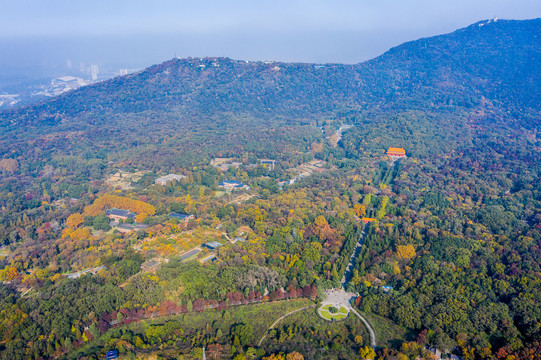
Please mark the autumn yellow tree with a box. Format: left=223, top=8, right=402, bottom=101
left=84, top=194, right=155, bottom=216
left=286, top=352, right=304, bottom=360
left=329, top=133, right=339, bottom=147
left=135, top=213, right=148, bottom=223
left=0, top=159, right=19, bottom=172
left=70, top=228, right=91, bottom=241
left=0, top=266, right=20, bottom=281
left=396, top=245, right=416, bottom=260
left=62, top=228, right=74, bottom=239
left=263, top=354, right=285, bottom=360
left=314, top=215, right=328, bottom=227
left=311, top=142, right=324, bottom=154
left=66, top=213, right=84, bottom=229
left=359, top=346, right=376, bottom=359
left=353, top=204, right=366, bottom=217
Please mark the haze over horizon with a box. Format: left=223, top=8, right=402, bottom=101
left=1, top=0, right=540, bottom=80
left=0, top=2, right=540, bottom=358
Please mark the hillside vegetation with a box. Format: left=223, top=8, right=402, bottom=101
left=0, top=19, right=538, bottom=360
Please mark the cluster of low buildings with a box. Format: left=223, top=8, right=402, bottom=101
left=259, top=159, right=276, bottom=170
left=155, top=174, right=187, bottom=185
left=106, top=208, right=136, bottom=221
left=169, top=212, right=195, bottom=223
left=211, top=158, right=242, bottom=171
left=0, top=95, right=19, bottom=108
left=278, top=159, right=327, bottom=188
left=116, top=223, right=148, bottom=233
left=105, top=208, right=195, bottom=232
left=202, top=241, right=223, bottom=250
left=218, top=180, right=249, bottom=191
left=50, top=76, right=87, bottom=95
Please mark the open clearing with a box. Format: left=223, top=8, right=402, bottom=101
left=319, top=304, right=349, bottom=320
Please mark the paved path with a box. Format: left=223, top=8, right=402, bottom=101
left=257, top=304, right=316, bottom=347
left=180, top=248, right=200, bottom=261
left=317, top=222, right=377, bottom=349
left=65, top=265, right=105, bottom=279
left=321, top=288, right=356, bottom=308
left=320, top=288, right=376, bottom=349
left=350, top=307, right=377, bottom=348
left=341, top=223, right=367, bottom=286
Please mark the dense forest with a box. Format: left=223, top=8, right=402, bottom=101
left=0, top=18, right=539, bottom=360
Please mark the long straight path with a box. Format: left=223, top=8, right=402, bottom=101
left=341, top=223, right=377, bottom=348
left=321, top=222, right=377, bottom=349
left=341, top=223, right=367, bottom=286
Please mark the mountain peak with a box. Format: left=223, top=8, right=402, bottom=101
left=1, top=18, right=538, bottom=132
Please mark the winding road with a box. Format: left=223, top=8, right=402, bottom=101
left=350, top=307, right=377, bottom=348
left=258, top=304, right=317, bottom=347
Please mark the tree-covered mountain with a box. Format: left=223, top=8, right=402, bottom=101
left=0, top=19, right=538, bottom=172
left=2, top=18, right=539, bottom=130
left=0, top=19, right=539, bottom=360
left=363, top=19, right=540, bottom=112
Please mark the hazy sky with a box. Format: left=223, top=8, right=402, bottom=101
left=0, top=0, right=539, bottom=77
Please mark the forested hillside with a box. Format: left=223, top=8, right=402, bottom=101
left=0, top=18, right=538, bottom=360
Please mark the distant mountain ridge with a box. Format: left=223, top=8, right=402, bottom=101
left=0, top=18, right=539, bottom=162
left=364, top=18, right=540, bottom=111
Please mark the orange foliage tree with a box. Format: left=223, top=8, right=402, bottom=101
left=135, top=213, right=148, bottom=223
left=66, top=213, right=84, bottom=229
left=313, top=215, right=340, bottom=249
left=0, top=266, right=20, bottom=281
left=286, top=352, right=305, bottom=360
left=70, top=228, right=91, bottom=241
left=0, top=159, right=19, bottom=172
left=84, top=194, right=156, bottom=216
left=353, top=204, right=366, bottom=217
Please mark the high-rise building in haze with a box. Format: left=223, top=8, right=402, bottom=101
left=91, top=64, right=99, bottom=81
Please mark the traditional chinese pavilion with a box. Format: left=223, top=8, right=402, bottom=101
left=386, top=147, right=406, bottom=157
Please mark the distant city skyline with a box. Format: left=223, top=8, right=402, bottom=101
left=0, top=0, right=539, bottom=79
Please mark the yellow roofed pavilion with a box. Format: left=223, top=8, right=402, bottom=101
left=387, top=147, right=406, bottom=157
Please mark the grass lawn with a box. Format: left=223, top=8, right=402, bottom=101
left=320, top=311, right=347, bottom=320
left=263, top=305, right=370, bottom=360
left=359, top=311, right=415, bottom=349
left=70, top=298, right=314, bottom=359
left=172, top=298, right=314, bottom=340
left=214, top=191, right=226, bottom=197
left=319, top=304, right=348, bottom=321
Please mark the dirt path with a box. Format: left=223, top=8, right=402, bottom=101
left=257, top=304, right=316, bottom=347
